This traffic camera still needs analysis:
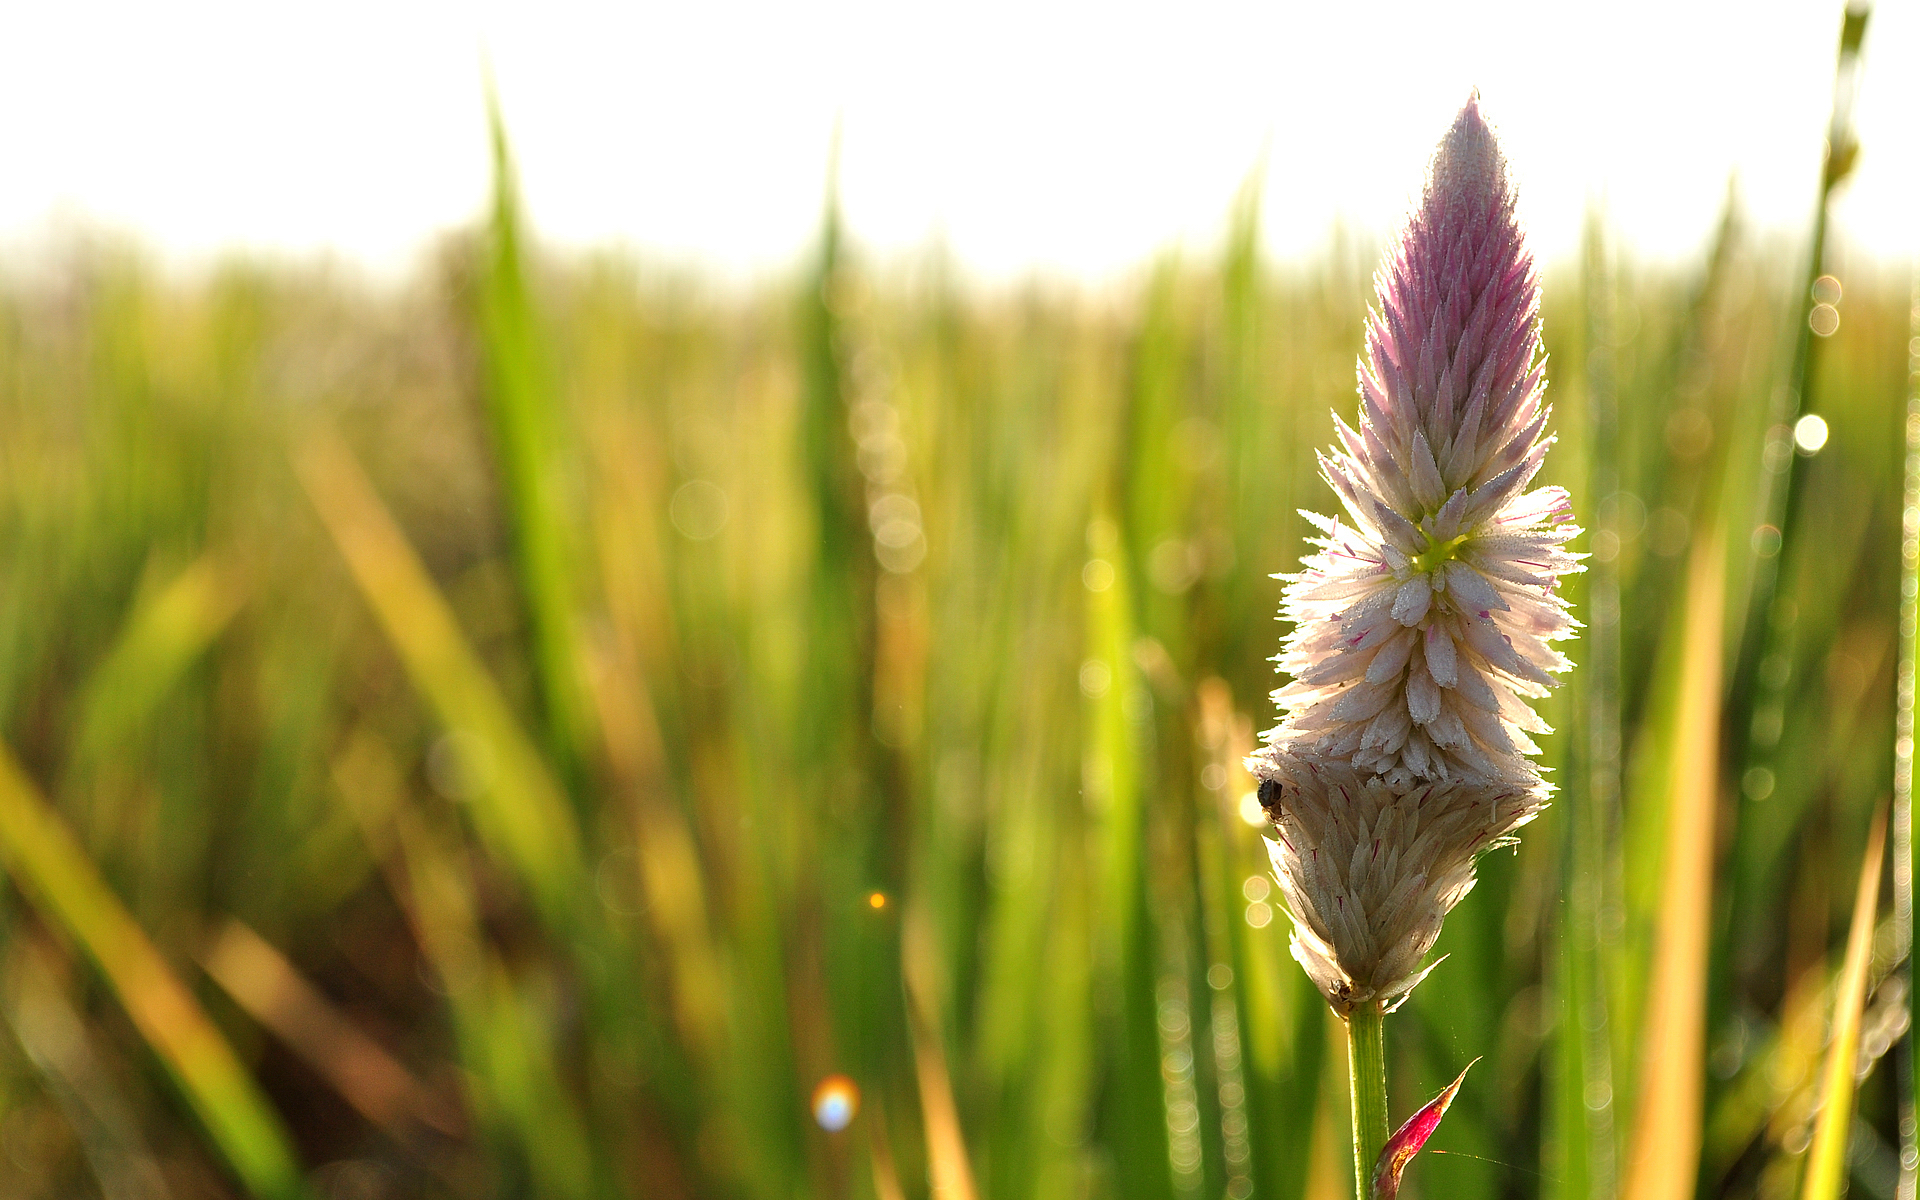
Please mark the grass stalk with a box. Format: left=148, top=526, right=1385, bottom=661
left=293, top=430, right=585, bottom=932
left=1898, top=261, right=1920, bottom=1200
left=1556, top=209, right=1621, bottom=1200
left=1726, top=2, right=1870, bottom=781
left=1800, top=803, right=1886, bottom=1200
left=0, top=742, right=307, bottom=1200
left=1346, top=1004, right=1389, bottom=1200
left=1621, top=528, right=1725, bottom=1200
left=476, top=89, right=594, bottom=775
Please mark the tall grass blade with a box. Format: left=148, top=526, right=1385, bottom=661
left=1621, top=528, right=1725, bottom=1200
left=1727, top=1, right=1871, bottom=775
left=67, top=553, right=243, bottom=773
left=293, top=430, right=586, bottom=931
left=475, top=88, right=594, bottom=774
left=1801, top=803, right=1886, bottom=1200
left=584, top=636, right=730, bottom=1062
left=0, top=741, right=307, bottom=1200
left=1553, top=210, right=1621, bottom=1200
left=1084, top=514, right=1175, bottom=1199
left=904, top=910, right=980, bottom=1200
left=331, top=733, right=601, bottom=1200
left=1897, top=261, right=1920, bottom=1200
left=199, top=916, right=464, bottom=1143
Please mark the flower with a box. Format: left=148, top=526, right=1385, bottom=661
left=1248, top=94, right=1578, bottom=1013
left=1249, top=758, right=1541, bottom=1014
left=1264, top=94, right=1579, bottom=797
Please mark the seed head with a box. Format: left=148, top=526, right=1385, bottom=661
left=1248, top=755, right=1543, bottom=1015
left=1249, top=95, right=1577, bottom=1013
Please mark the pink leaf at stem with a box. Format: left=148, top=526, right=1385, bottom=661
left=1371, top=1058, right=1478, bottom=1200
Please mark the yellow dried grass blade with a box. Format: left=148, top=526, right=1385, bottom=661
left=904, top=909, right=980, bottom=1200
left=293, top=430, right=585, bottom=929
left=0, top=742, right=307, bottom=1200
left=200, top=916, right=464, bottom=1142
left=1800, top=804, right=1886, bottom=1200
left=1622, top=529, right=1724, bottom=1200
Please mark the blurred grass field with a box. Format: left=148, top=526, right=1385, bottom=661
left=0, top=101, right=1913, bottom=1200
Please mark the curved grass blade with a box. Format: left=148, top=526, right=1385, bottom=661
left=0, top=742, right=307, bottom=1200
left=199, top=916, right=465, bottom=1144
left=1801, top=804, right=1887, bottom=1200
left=293, top=430, right=586, bottom=932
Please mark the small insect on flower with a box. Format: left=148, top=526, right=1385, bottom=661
left=1248, top=93, right=1578, bottom=1015
left=1257, top=777, right=1285, bottom=822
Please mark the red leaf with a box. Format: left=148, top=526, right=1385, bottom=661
left=1371, top=1058, right=1477, bottom=1200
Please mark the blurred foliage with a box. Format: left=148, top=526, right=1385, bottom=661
left=0, top=143, right=1910, bottom=1200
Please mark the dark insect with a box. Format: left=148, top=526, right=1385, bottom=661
left=1257, top=777, right=1284, bottom=821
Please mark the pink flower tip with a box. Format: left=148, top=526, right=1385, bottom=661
left=1371, top=1058, right=1478, bottom=1200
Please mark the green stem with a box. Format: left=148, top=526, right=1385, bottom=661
left=1347, top=1003, right=1390, bottom=1200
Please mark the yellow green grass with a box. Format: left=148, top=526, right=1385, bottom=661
left=0, top=117, right=1908, bottom=1200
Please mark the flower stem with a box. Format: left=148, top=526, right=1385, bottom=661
left=1347, top=1002, right=1389, bottom=1200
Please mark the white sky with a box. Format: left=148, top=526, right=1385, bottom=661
left=1, top=1, right=1912, bottom=281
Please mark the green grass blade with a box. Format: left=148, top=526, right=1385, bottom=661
left=1800, top=804, right=1886, bottom=1200
left=294, top=430, right=586, bottom=931
left=1084, top=514, right=1175, bottom=1200
left=476, top=86, right=594, bottom=773
left=0, top=742, right=307, bottom=1200
left=1552, top=210, right=1623, bottom=1200
left=1726, top=2, right=1872, bottom=786
left=67, top=554, right=243, bottom=773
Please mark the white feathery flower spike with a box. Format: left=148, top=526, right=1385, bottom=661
left=1248, top=95, right=1578, bottom=1015
left=1266, top=95, right=1580, bottom=796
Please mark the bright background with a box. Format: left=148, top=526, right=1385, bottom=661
left=1, top=0, right=1912, bottom=278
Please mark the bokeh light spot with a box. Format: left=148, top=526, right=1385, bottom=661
left=1238, top=791, right=1266, bottom=827
left=866, top=891, right=887, bottom=910
left=671, top=480, right=730, bottom=540
left=1793, top=413, right=1830, bottom=454
left=812, top=1076, right=859, bottom=1132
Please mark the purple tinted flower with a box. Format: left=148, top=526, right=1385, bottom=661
left=1269, top=95, right=1578, bottom=795
left=1250, top=96, right=1577, bottom=1013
